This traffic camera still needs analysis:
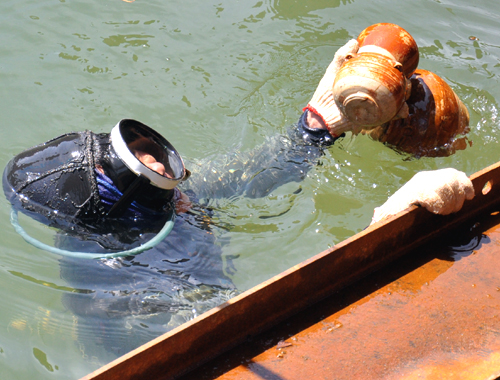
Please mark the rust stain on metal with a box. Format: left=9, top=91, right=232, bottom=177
left=191, top=215, right=500, bottom=380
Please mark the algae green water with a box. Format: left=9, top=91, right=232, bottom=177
left=1, top=0, right=499, bottom=378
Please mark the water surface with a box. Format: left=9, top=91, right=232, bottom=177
left=1, top=0, right=500, bottom=378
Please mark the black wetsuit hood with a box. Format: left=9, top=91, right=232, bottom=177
left=3, top=119, right=187, bottom=235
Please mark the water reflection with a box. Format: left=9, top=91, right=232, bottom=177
left=268, top=0, right=346, bottom=20
left=102, top=34, right=154, bottom=48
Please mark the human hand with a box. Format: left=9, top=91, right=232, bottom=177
left=304, top=39, right=359, bottom=137
left=370, top=168, right=475, bottom=225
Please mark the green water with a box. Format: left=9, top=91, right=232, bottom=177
left=1, top=0, right=499, bottom=378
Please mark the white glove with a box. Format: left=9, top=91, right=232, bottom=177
left=305, top=39, right=359, bottom=137
left=371, top=168, right=475, bottom=225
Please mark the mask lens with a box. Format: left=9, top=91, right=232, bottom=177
left=112, top=120, right=186, bottom=189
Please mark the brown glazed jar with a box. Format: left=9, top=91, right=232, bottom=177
left=362, top=69, right=470, bottom=157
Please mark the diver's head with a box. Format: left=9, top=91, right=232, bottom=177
left=3, top=120, right=186, bottom=255
left=3, top=119, right=189, bottom=230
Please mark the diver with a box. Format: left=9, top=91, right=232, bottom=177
left=1, top=113, right=337, bottom=358
left=0, top=40, right=338, bottom=359
left=2, top=39, right=472, bottom=359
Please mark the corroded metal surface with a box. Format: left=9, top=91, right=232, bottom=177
left=82, top=161, right=500, bottom=380
left=187, top=212, right=500, bottom=380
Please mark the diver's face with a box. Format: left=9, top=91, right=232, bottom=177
left=127, top=136, right=174, bottom=178
left=133, top=150, right=170, bottom=178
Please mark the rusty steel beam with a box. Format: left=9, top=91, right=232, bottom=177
left=81, top=160, right=500, bottom=380
left=191, top=205, right=500, bottom=380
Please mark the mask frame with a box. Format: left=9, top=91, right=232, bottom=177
left=110, top=119, right=189, bottom=190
